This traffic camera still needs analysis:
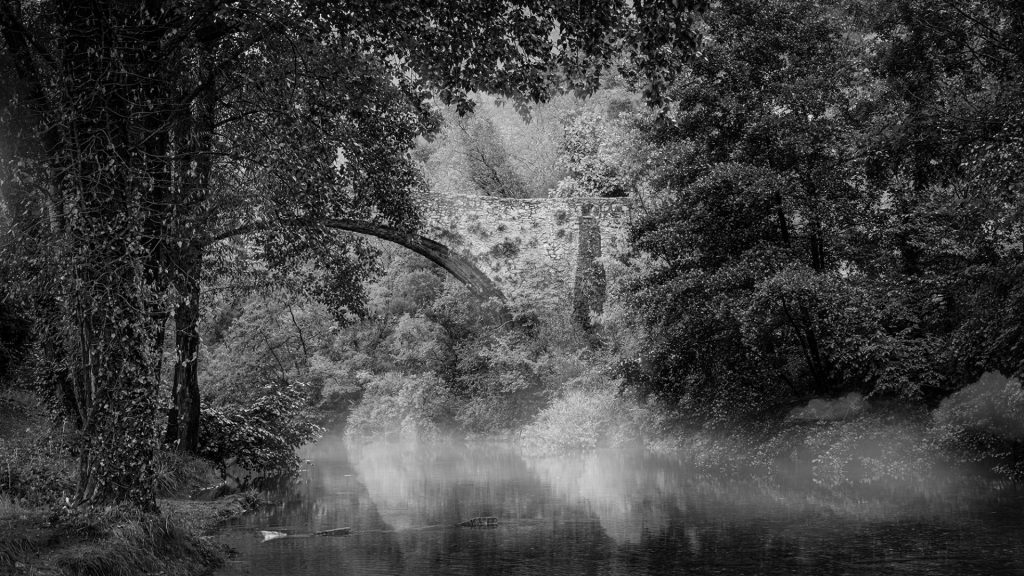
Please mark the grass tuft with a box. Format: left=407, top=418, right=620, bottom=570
left=53, top=505, right=223, bottom=576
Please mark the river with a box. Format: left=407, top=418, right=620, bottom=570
left=215, top=434, right=1024, bottom=575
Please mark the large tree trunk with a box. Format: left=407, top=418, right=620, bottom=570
left=56, top=0, right=173, bottom=509
left=172, top=246, right=203, bottom=453
left=163, top=42, right=216, bottom=453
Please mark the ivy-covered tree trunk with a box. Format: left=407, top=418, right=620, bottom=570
left=65, top=146, right=162, bottom=508
left=57, top=1, right=170, bottom=508
left=172, top=246, right=203, bottom=453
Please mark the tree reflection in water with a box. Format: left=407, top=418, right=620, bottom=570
left=216, top=436, right=1024, bottom=576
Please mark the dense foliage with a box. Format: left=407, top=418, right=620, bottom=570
left=203, top=247, right=585, bottom=440
left=620, top=0, right=1024, bottom=431
left=198, top=380, right=322, bottom=485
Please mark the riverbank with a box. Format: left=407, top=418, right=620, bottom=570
left=516, top=384, right=1023, bottom=490
left=0, top=390, right=255, bottom=576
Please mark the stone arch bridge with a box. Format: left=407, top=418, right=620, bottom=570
left=341, top=191, right=634, bottom=321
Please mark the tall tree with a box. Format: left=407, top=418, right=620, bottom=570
left=625, top=0, right=893, bottom=420
left=458, top=115, right=530, bottom=198
left=869, top=0, right=1024, bottom=379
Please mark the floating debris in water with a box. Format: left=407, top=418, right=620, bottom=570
left=261, top=527, right=352, bottom=541
left=315, top=527, right=352, bottom=537
left=457, top=517, right=498, bottom=528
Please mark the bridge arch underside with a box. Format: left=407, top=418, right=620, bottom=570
left=322, top=219, right=503, bottom=301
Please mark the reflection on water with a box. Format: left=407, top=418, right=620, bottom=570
left=216, top=435, right=1024, bottom=575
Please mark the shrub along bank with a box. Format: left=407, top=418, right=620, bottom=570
left=520, top=372, right=1024, bottom=490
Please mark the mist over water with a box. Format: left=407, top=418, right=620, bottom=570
left=216, top=435, right=1024, bottom=576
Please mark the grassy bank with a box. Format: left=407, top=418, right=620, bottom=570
left=0, top=390, right=255, bottom=576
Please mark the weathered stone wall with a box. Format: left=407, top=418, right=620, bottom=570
left=414, top=192, right=633, bottom=310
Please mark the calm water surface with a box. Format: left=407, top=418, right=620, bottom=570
left=216, top=435, right=1024, bottom=575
